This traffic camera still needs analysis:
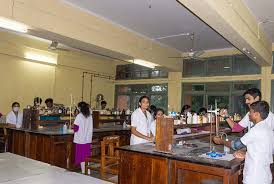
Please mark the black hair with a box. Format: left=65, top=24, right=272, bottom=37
left=250, top=101, right=269, bottom=120
left=138, top=96, right=150, bottom=104
left=243, top=88, right=261, bottom=101
left=149, top=105, right=157, bottom=114
left=181, top=105, right=191, bottom=114
left=45, top=98, right=53, bottom=104
left=198, top=107, right=207, bottom=115
left=155, top=108, right=164, bottom=117
left=34, top=97, right=42, bottom=105
left=101, top=100, right=107, bottom=105
left=78, top=101, right=91, bottom=118
left=12, top=102, right=20, bottom=107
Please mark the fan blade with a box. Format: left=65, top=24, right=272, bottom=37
left=168, top=56, right=186, bottom=59
left=193, top=50, right=205, bottom=57
left=56, top=48, right=70, bottom=52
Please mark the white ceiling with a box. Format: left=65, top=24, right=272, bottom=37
left=64, top=0, right=232, bottom=52
left=241, top=0, right=274, bottom=42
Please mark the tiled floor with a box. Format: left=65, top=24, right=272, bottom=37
left=74, top=168, right=117, bottom=184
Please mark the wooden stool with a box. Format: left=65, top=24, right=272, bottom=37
left=85, top=135, right=120, bottom=178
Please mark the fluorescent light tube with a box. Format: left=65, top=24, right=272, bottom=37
left=133, top=59, right=159, bottom=69
left=24, top=52, right=57, bottom=65
left=0, top=17, right=28, bottom=33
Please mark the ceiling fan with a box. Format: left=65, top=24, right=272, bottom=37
left=167, top=32, right=205, bottom=61
left=48, top=41, right=70, bottom=52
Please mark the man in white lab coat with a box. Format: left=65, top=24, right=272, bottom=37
left=220, top=88, right=274, bottom=132
left=6, top=102, right=23, bottom=128
left=214, top=101, right=273, bottom=184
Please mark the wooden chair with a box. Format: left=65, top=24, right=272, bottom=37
left=85, top=135, right=120, bottom=178
left=0, top=126, right=8, bottom=152
left=101, top=135, right=120, bottom=178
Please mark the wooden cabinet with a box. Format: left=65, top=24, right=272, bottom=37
left=118, top=148, right=242, bottom=184
left=7, top=128, right=131, bottom=170
left=7, top=129, right=74, bottom=169
left=119, top=151, right=169, bottom=184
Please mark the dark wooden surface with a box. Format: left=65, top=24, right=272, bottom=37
left=119, top=149, right=241, bottom=184
left=7, top=127, right=130, bottom=169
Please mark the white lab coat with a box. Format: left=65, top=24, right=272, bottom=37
left=239, top=111, right=274, bottom=131
left=151, top=120, right=156, bottom=137
left=130, top=108, right=153, bottom=145
left=6, top=111, right=23, bottom=128
left=240, top=120, right=273, bottom=184
left=73, top=113, right=93, bottom=144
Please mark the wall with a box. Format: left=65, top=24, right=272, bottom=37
left=0, top=0, right=182, bottom=71
left=0, top=31, right=117, bottom=114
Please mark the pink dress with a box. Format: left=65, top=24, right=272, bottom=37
left=74, top=125, right=92, bottom=165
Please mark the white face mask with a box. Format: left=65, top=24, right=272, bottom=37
left=13, top=107, right=19, bottom=112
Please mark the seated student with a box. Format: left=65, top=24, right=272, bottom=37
left=6, top=102, right=23, bottom=128
left=214, top=101, right=273, bottom=184
left=150, top=108, right=165, bottom=136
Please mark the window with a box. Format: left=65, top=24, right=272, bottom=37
left=183, top=55, right=260, bottom=77
left=271, top=80, right=274, bottom=111
left=116, top=64, right=168, bottom=80
left=115, top=84, right=168, bottom=112
left=182, top=81, right=260, bottom=116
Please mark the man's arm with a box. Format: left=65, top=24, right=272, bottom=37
left=213, top=137, right=246, bottom=150
left=219, top=109, right=246, bottom=132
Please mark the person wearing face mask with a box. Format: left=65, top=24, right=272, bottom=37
left=6, top=102, right=23, bottom=128
left=130, top=96, right=154, bottom=145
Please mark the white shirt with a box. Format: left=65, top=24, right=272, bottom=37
left=240, top=121, right=273, bottom=184
left=130, top=108, right=153, bottom=145
left=6, top=111, right=23, bottom=128
left=239, top=111, right=274, bottom=131
left=73, top=113, right=93, bottom=144
left=151, top=120, right=156, bottom=137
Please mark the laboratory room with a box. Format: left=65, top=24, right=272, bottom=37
left=0, top=1, right=273, bottom=184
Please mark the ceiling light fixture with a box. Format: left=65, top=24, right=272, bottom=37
left=0, top=17, right=28, bottom=33
left=24, top=51, right=58, bottom=65
left=133, top=59, right=159, bottom=69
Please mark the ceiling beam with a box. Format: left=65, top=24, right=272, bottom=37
left=0, top=0, right=182, bottom=71
left=177, top=0, right=273, bottom=66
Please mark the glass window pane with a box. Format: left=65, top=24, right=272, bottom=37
left=183, top=84, right=205, bottom=92
left=233, top=82, right=258, bottom=91
left=183, top=95, right=204, bottom=113
left=132, top=95, right=142, bottom=110
left=271, top=80, right=274, bottom=111
left=206, top=56, right=231, bottom=76
left=151, top=84, right=168, bottom=92
left=116, top=64, right=168, bottom=80
left=207, top=83, right=230, bottom=93
left=232, top=55, right=260, bottom=75
left=183, top=59, right=205, bottom=77
left=208, top=96, right=229, bottom=109
left=117, top=95, right=130, bottom=111
left=232, top=95, right=248, bottom=116
left=117, top=86, right=131, bottom=93
left=151, top=95, right=168, bottom=113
